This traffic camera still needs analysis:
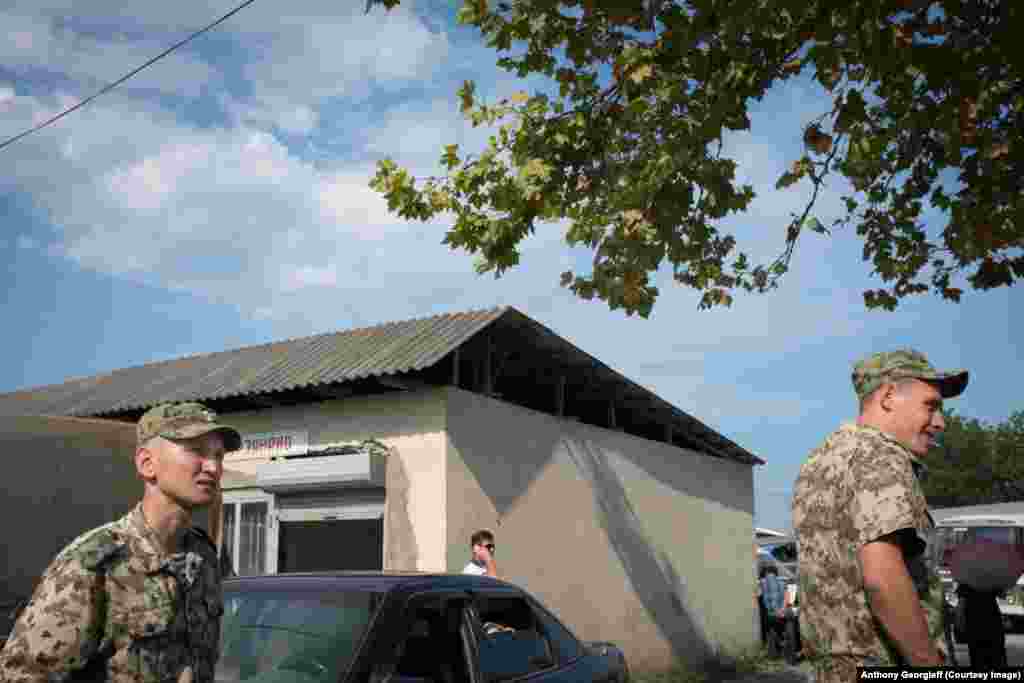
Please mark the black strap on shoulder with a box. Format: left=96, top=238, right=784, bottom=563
left=187, top=525, right=219, bottom=554
left=69, top=566, right=113, bottom=682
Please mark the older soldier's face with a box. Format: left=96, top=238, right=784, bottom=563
left=146, top=431, right=225, bottom=509
left=885, top=379, right=945, bottom=456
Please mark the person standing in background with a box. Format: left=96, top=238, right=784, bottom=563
left=463, top=529, right=498, bottom=578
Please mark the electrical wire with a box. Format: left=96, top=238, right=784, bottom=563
left=0, top=0, right=261, bottom=153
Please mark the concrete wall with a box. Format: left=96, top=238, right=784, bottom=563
left=443, top=388, right=756, bottom=671
left=0, top=416, right=141, bottom=605
left=222, top=389, right=448, bottom=572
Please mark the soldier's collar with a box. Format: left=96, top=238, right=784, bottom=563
left=128, top=503, right=179, bottom=573
left=840, top=422, right=926, bottom=470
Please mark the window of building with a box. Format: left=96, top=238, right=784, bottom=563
left=221, top=493, right=276, bottom=575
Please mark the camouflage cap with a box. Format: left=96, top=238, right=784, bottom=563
left=852, top=349, right=969, bottom=400
left=137, top=402, right=242, bottom=451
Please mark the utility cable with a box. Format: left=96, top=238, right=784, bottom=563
left=0, top=0, right=260, bottom=153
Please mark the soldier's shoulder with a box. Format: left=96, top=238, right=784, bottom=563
left=840, top=425, right=913, bottom=474
left=828, top=423, right=883, bottom=452
left=797, top=426, right=854, bottom=478
left=55, top=518, right=130, bottom=573
left=815, top=424, right=900, bottom=468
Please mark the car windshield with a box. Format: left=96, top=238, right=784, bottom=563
left=217, top=589, right=383, bottom=683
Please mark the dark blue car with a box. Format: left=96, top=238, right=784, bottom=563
left=217, top=572, right=630, bottom=683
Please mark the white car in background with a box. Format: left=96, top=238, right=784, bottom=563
left=930, top=513, right=1024, bottom=635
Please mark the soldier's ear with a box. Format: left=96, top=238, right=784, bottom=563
left=878, top=383, right=897, bottom=412
left=135, top=442, right=158, bottom=480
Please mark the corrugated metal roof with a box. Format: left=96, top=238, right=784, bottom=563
left=0, top=305, right=762, bottom=465
left=0, top=307, right=504, bottom=418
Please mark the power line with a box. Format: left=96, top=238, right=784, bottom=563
left=0, top=0, right=261, bottom=153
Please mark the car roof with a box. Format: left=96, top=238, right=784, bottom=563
left=223, top=571, right=515, bottom=594
left=935, top=514, right=1024, bottom=528
left=757, top=536, right=796, bottom=547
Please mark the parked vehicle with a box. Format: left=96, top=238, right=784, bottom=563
left=217, top=572, right=630, bottom=683
left=930, top=513, right=1024, bottom=642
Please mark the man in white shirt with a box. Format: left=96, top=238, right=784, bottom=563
left=462, top=529, right=498, bottom=577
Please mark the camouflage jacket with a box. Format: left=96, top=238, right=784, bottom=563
left=0, top=503, right=223, bottom=683
left=792, top=423, right=947, bottom=667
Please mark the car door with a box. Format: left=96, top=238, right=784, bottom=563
left=365, top=590, right=476, bottom=683
left=464, top=590, right=608, bottom=683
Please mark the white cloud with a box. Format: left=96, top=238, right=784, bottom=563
left=0, top=10, right=220, bottom=99
left=316, top=169, right=397, bottom=236
left=0, top=1, right=940, bottom=461
left=281, top=264, right=339, bottom=292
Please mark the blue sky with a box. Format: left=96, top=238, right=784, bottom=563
left=1, top=1, right=1020, bottom=533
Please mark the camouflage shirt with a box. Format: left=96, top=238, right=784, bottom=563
left=792, top=423, right=946, bottom=673
left=0, top=503, right=223, bottom=683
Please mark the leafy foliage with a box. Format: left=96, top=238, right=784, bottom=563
left=923, top=411, right=1024, bottom=507
left=370, top=0, right=1023, bottom=316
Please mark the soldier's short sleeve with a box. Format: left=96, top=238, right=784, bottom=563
left=0, top=553, right=106, bottom=682
left=848, top=441, right=919, bottom=548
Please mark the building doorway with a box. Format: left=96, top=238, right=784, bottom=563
left=274, top=489, right=385, bottom=573
left=277, top=518, right=384, bottom=572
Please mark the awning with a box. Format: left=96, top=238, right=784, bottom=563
left=255, top=451, right=386, bottom=493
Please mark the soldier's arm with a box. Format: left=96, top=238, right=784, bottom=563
left=860, top=532, right=943, bottom=666
left=0, top=554, right=106, bottom=682
left=850, top=447, right=942, bottom=666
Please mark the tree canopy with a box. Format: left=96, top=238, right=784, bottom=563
left=924, top=410, right=1024, bottom=508
left=370, top=0, right=1022, bottom=316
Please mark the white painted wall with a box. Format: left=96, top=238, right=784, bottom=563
left=221, top=389, right=448, bottom=572
left=443, top=387, right=756, bottom=671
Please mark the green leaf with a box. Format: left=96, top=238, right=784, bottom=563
left=442, top=144, right=460, bottom=170
left=775, top=172, right=800, bottom=190
left=367, top=0, right=1024, bottom=318
left=803, top=217, right=827, bottom=234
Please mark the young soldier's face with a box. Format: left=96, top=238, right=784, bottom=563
left=139, top=432, right=225, bottom=509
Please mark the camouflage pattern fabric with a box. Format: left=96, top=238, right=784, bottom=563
left=792, top=423, right=947, bottom=683
left=851, top=349, right=968, bottom=400
left=136, top=402, right=242, bottom=452
left=0, top=503, right=223, bottom=682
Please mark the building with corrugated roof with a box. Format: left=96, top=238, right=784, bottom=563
left=0, top=306, right=762, bottom=669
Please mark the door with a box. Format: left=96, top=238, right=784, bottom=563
left=466, top=592, right=605, bottom=683
left=278, top=518, right=384, bottom=572
left=274, top=489, right=385, bottom=573
left=365, top=592, right=474, bottom=683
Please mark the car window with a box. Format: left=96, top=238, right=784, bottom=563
left=217, top=589, right=382, bottom=683
left=392, top=597, right=472, bottom=683
left=971, top=527, right=1016, bottom=544
left=529, top=601, right=583, bottom=665
left=474, top=596, right=554, bottom=683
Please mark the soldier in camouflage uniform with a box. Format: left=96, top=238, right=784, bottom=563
left=0, top=402, right=242, bottom=682
left=792, top=350, right=968, bottom=682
